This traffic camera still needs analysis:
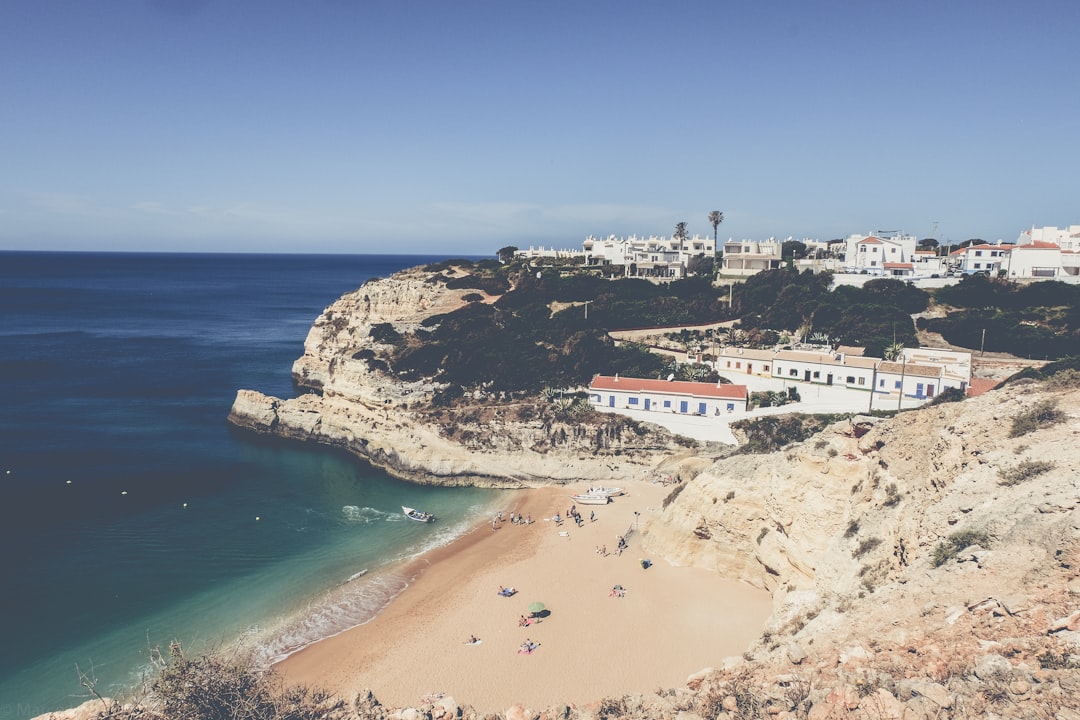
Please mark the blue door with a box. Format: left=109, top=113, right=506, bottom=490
left=916, top=382, right=924, bottom=398
left=698, top=402, right=707, bottom=415
left=679, top=401, right=688, bottom=413
left=608, top=395, right=615, bottom=407
left=644, top=399, right=651, bottom=410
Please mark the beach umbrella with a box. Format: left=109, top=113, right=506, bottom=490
left=528, top=601, right=546, bottom=616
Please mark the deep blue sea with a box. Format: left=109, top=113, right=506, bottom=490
left=0, top=252, right=498, bottom=719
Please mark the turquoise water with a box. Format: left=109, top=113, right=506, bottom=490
left=0, top=252, right=499, bottom=719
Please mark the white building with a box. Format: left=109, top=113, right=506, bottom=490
left=1005, top=241, right=1063, bottom=278
left=948, top=243, right=1009, bottom=275
left=589, top=374, right=748, bottom=415
left=720, top=238, right=783, bottom=276
left=1017, top=225, right=1080, bottom=251
left=843, top=231, right=917, bottom=273
left=715, top=346, right=970, bottom=401
left=516, top=245, right=583, bottom=259
left=581, top=234, right=716, bottom=280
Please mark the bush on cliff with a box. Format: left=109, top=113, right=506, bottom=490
left=81, top=642, right=340, bottom=720
left=731, top=413, right=850, bottom=454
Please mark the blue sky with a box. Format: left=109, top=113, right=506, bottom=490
left=1, top=1, right=1077, bottom=255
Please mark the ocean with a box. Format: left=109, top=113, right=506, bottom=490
left=0, top=251, right=499, bottom=719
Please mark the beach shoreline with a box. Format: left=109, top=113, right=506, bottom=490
left=276, top=481, right=772, bottom=713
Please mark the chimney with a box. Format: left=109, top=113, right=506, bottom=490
left=614, top=373, right=619, bottom=382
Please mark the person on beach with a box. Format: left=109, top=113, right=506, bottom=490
left=526, top=513, right=532, bottom=524
left=465, top=634, right=479, bottom=644
left=590, top=510, right=595, bottom=522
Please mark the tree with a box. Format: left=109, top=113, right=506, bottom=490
left=781, top=240, right=808, bottom=261
left=708, top=211, right=724, bottom=244
left=686, top=254, right=715, bottom=277
left=497, top=246, right=519, bottom=263
left=917, top=238, right=939, bottom=251
left=674, top=222, right=689, bottom=250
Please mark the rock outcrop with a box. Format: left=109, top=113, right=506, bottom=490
left=635, top=377, right=1080, bottom=718
left=228, top=266, right=692, bottom=487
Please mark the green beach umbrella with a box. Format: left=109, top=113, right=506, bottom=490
left=528, top=601, right=546, bottom=615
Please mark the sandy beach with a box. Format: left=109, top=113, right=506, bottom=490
left=277, top=480, right=772, bottom=713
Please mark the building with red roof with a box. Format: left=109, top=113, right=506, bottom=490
left=589, top=374, right=749, bottom=415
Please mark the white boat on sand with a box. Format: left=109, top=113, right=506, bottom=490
left=402, top=505, right=435, bottom=522
left=570, top=493, right=610, bottom=505
left=586, top=486, right=625, bottom=497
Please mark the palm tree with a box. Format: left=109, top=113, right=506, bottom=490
left=883, top=342, right=905, bottom=362
left=708, top=211, right=724, bottom=244
left=674, top=221, right=689, bottom=250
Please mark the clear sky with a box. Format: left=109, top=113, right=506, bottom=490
left=1, top=1, right=1077, bottom=255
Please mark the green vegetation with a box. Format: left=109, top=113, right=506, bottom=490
left=1008, top=399, right=1067, bottom=438
left=998, top=459, right=1055, bottom=486
left=731, top=413, right=850, bottom=454
left=1001, top=358, right=1080, bottom=387
left=82, top=642, right=338, bottom=720
left=852, top=536, right=882, bottom=558
left=922, top=276, right=1080, bottom=359
left=371, top=256, right=1080, bottom=400
left=932, top=528, right=992, bottom=567
left=736, top=271, right=926, bottom=356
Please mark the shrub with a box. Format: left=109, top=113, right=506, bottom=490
left=95, top=642, right=343, bottom=720
left=852, top=537, right=881, bottom=558
left=927, top=386, right=967, bottom=405
left=882, top=483, right=902, bottom=507
left=998, top=459, right=1054, bottom=486
left=662, top=483, right=686, bottom=509
left=932, top=528, right=992, bottom=567
left=732, top=413, right=850, bottom=454
left=1043, top=367, right=1080, bottom=390
left=844, top=519, right=860, bottom=538
left=1009, top=399, right=1067, bottom=437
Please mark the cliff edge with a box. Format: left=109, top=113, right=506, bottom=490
left=228, top=265, right=695, bottom=487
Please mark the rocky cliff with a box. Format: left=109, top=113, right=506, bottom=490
left=635, top=375, right=1080, bottom=718
left=228, top=266, right=693, bottom=487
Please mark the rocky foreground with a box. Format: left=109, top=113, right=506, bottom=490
left=47, top=267, right=1079, bottom=719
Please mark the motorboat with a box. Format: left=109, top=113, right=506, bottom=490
left=586, top=486, right=625, bottom=497
left=402, top=505, right=435, bottom=522
left=569, top=493, right=610, bottom=505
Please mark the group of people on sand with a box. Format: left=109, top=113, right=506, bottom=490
left=519, top=638, right=539, bottom=654
left=493, top=511, right=532, bottom=530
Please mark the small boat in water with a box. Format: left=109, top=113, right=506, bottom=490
left=586, top=486, right=625, bottom=497
left=570, top=493, right=611, bottom=505
left=402, top=505, right=435, bottom=522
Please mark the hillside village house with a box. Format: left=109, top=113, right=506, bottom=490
left=1006, top=241, right=1078, bottom=278
left=715, top=346, right=970, bottom=400
left=581, top=234, right=715, bottom=280
left=720, top=238, right=783, bottom=276
left=589, top=374, right=749, bottom=415
left=1020, top=225, right=1080, bottom=250
left=949, top=243, right=1009, bottom=275
left=843, top=232, right=918, bottom=274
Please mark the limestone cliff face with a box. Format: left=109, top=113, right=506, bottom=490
left=638, top=378, right=1080, bottom=716
left=228, top=267, right=683, bottom=487
left=647, top=380, right=1080, bottom=611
